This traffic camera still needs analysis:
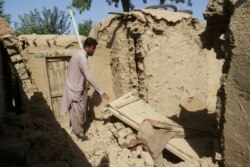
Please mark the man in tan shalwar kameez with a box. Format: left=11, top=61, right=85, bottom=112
left=61, top=37, right=109, bottom=140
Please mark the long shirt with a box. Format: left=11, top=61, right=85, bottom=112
left=60, top=49, right=103, bottom=115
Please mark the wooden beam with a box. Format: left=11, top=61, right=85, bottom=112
left=107, top=92, right=212, bottom=161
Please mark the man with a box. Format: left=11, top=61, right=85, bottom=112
left=61, top=37, right=110, bottom=140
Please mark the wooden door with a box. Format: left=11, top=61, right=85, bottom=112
left=46, top=56, right=71, bottom=122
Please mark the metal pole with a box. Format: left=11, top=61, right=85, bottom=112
left=68, top=8, right=83, bottom=49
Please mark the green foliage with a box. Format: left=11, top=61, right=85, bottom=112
left=0, top=0, right=11, bottom=23
left=78, top=19, right=93, bottom=36
left=72, top=0, right=92, bottom=13
left=106, top=0, right=120, bottom=7
left=72, top=0, right=192, bottom=13
left=106, top=0, right=192, bottom=11
left=14, top=6, right=70, bottom=35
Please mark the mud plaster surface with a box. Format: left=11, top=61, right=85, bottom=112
left=90, top=9, right=223, bottom=117
left=223, top=0, right=250, bottom=166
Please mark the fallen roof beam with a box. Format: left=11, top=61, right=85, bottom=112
left=106, top=92, right=212, bottom=161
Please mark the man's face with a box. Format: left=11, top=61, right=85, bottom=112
left=85, top=45, right=96, bottom=56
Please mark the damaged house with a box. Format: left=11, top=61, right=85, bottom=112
left=0, top=0, right=250, bottom=166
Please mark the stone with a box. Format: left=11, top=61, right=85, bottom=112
left=105, top=122, right=114, bottom=130
left=215, top=152, right=222, bottom=161
left=102, top=111, right=112, bottom=119
left=126, top=133, right=137, bottom=141
left=135, top=158, right=146, bottom=167
left=20, top=72, right=29, bottom=80
left=118, top=136, right=129, bottom=147
left=94, top=150, right=105, bottom=156
left=2, top=35, right=19, bottom=47
left=128, top=158, right=138, bottom=166
left=22, top=79, right=32, bottom=89
left=105, top=130, right=114, bottom=138
left=107, top=146, right=119, bottom=164
left=136, top=145, right=143, bottom=156
left=110, top=127, right=119, bottom=138
left=140, top=151, right=154, bottom=167
left=118, top=128, right=129, bottom=138
left=131, top=150, right=139, bottom=158
left=114, top=122, right=125, bottom=130
left=6, top=48, right=19, bottom=55
left=117, top=148, right=132, bottom=163
left=11, top=54, right=23, bottom=62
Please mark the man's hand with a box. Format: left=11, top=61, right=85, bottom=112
left=101, top=92, right=110, bottom=101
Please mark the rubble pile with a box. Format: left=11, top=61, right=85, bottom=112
left=61, top=113, right=152, bottom=166
left=65, top=114, right=216, bottom=167
left=0, top=109, right=217, bottom=167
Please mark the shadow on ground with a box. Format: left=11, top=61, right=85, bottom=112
left=169, top=104, right=217, bottom=158
left=0, top=41, right=92, bottom=167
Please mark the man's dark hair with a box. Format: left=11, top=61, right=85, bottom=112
left=83, top=37, right=98, bottom=47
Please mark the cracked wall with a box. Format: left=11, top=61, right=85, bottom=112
left=224, top=0, right=250, bottom=166
left=90, top=9, right=223, bottom=117
left=204, top=0, right=250, bottom=166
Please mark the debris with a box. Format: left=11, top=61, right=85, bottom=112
left=107, top=92, right=214, bottom=161
left=140, top=151, right=154, bottom=167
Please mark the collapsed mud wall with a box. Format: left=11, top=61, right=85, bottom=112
left=0, top=17, right=33, bottom=114
left=1, top=34, right=37, bottom=111
left=204, top=0, right=250, bottom=166
left=223, top=0, right=250, bottom=166
left=90, top=9, right=223, bottom=117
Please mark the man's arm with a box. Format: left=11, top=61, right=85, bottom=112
left=79, top=55, right=109, bottom=100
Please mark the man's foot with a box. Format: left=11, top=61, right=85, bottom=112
left=75, top=132, right=89, bottom=141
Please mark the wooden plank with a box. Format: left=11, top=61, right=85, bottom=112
left=107, top=92, right=210, bottom=161
left=108, top=107, right=139, bottom=130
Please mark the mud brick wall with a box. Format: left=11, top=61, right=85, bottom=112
left=223, top=0, right=250, bottom=166
left=205, top=0, right=250, bottom=166
left=90, top=9, right=223, bottom=117
left=1, top=34, right=36, bottom=110
left=0, top=17, right=15, bottom=123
